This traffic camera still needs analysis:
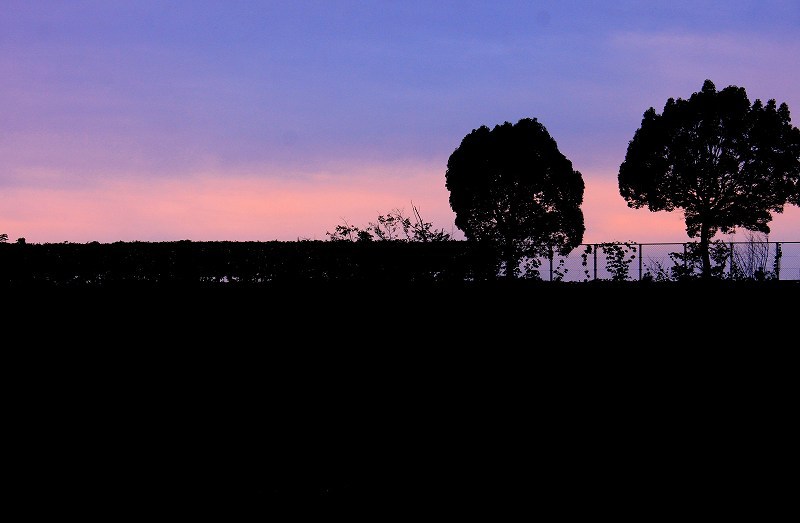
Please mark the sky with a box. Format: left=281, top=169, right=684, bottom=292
left=2, top=0, right=799, bottom=244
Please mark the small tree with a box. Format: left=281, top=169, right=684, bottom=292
left=619, top=80, right=800, bottom=278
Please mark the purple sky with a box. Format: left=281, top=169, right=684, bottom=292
left=2, top=0, right=799, bottom=243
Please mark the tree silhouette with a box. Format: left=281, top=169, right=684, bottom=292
left=619, top=79, right=800, bottom=278
left=791, top=173, right=800, bottom=208
left=445, top=118, right=585, bottom=278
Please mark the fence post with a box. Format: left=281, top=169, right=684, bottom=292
left=638, top=243, right=643, bottom=281
left=549, top=244, right=553, bottom=282
left=775, top=242, right=781, bottom=280
left=593, top=244, right=598, bottom=280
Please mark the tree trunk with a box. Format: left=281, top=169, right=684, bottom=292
left=504, top=241, right=517, bottom=279
left=505, top=254, right=517, bottom=279
left=700, top=224, right=712, bottom=279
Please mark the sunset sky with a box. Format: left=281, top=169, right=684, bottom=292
left=2, top=0, right=799, bottom=244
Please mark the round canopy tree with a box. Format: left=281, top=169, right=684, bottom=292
left=445, top=118, right=585, bottom=279
left=619, top=80, right=800, bottom=277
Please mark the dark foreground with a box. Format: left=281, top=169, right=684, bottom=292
left=6, top=279, right=797, bottom=519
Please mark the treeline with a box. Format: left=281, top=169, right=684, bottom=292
left=0, top=240, right=504, bottom=288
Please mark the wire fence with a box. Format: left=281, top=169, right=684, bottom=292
left=524, top=240, right=800, bottom=282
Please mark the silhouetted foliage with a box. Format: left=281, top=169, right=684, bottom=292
left=667, top=240, right=732, bottom=280
left=446, top=118, right=585, bottom=278
left=729, top=233, right=780, bottom=281
left=581, top=242, right=638, bottom=282
left=0, top=240, right=479, bottom=287
left=1, top=237, right=795, bottom=295
left=326, top=219, right=373, bottom=243
left=619, top=79, right=800, bottom=278
left=640, top=233, right=784, bottom=282
left=0, top=233, right=8, bottom=243
left=326, top=204, right=452, bottom=243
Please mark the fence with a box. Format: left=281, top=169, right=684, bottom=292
left=526, top=240, right=800, bottom=282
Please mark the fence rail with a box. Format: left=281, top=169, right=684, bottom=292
left=528, top=241, right=800, bottom=282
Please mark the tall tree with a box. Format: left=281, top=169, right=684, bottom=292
left=619, top=79, right=800, bottom=277
left=445, top=118, right=585, bottom=278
